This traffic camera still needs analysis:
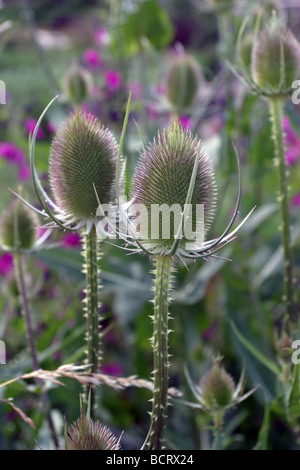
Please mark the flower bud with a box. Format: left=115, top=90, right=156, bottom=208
left=62, top=65, right=93, bottom=104
left=166, top=54, right=201, bottom=110
left=251, top=16, right=300, bottom=95
left=0, top=199, right=39, bottom=251
left=50, top=111, right=118, bottom=222
left=200, top=363, right=235, bottom=408
left=131, top=122, right=216, bottom=253
left=65, top=412, right=121, bottom=450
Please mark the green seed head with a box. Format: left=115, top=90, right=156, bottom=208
left=62, top=65, right=93, bottom=104
left=208, top=0, right=234, bottom=14
left=65, top=412, right=121, bottom=450
left=201, top=363, right=235, bottom=409
left=166, top=54, right=201, bottom=111
left=251, top=16, right=300, bottom=95
left=130, top=122, right=216, bottom=253
left=0, top=199, right=39, bottom=251
left=238, top=33, right=254, bottom=74
left=50, top=111, right=118, bottom=222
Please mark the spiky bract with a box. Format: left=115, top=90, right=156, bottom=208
left=200, top=363, right=235, bottom=408
left=0, top=199, right=39, bottom=251
left=50, top=111, right=118, bottom=223
left=130, top=122, right=217, bottom=254
left=166, top=54, right=201, bottom=110
left=252, top=17, right=300, bottom=96
left=65, top=413, right=121, bottom=450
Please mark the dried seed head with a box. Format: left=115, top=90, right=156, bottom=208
left=131, top=122, right=216, bottom=253
left=251, top=16, right=300, bottom=95
left=166, top=54, right=201, bottom=111
left=65, top=413, right=121, bottom=450
left=62, top=65, right=93, bottom=104
left=50, top=111, right=118, bottom=221
left=200, top=363, right=235, bottom=408
left=0, top=199, right=39, bottom=251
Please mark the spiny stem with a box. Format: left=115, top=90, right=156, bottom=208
left=81, top=226, right=102, bottom=416
left=14, top=252, right=59, bottom=449
left=147, top=255, right=173, bottom=450
left=268, top=97, right=296, bottom=323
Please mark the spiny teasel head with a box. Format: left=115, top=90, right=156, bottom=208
left=200, top=362, right=235, bottom=409
left=130, top=122, right=217, bottom=256
left=251, top=15, right=300, bottom=96
left=64, top=412, right=121, bottom=450
left=166, top=53, right=202, bottom=111
left=0, top=198, right=39, bottom=251
left=62, top=65, right=93, bottom=104
left=49, top=111, right=118, bottom=228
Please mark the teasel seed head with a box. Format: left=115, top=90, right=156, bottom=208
left=62, top=65, right=93, bottom=104
left=0, top=198, right=39, bottom=251
left=130, top=122, right=217, bottom=254
left=251, top=15, right=300, bottom=96
left=65, top=412, right=121, bottom=450
left=50, top=111, right=118, bottom=225
left=166, top=53, right=201, bottom=111
left=200, top=363, right=235, bottom=408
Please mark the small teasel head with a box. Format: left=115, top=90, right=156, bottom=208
left=65, top=412, right=121, bottom=450
left=0, top=198, right=39, bottom=251
left=49, top=110, right=118, bottom=230
left=166, top=52, right=202, bottom=111
left=200, top=362, right=235, bottom=409
left=252, top=15, right=300, bottom=96
left=62, top=65, right=93, bottom=104
left=130, top=121, right=217, bottom=256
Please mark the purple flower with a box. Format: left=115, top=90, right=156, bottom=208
left=179, top=115, right=192, bottom=129
left=0, top=253, right=13, bottom=276
left=0, top=142, right=25, bottom=165
left=62, top=232, right=81, bottom=248
left=83, top=48, right=102, bottom=70
left=292, top=192, right=300, bottom=207
left=282, top=117, right=300, bottom=165
left=104, top=70, right=122, bottom=92
left=17, top=164, right=31, bottom=181
left=25, top=117, right=45, bottom=140
left=94, top=28, right=110, bottom=46
left=101, top=362, right=123, bottom=377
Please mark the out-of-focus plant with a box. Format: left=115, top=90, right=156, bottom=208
left=234, top=12, right=300, bottom=325
left=0, top=195, right=58, bottom=448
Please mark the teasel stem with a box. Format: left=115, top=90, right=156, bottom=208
left=81, top=225, right=102, bottom=416
left=14, top=252, right=59, bottom=449
left=146, top=255, right=173, bottom=450
left=268, top=97, right=296, bottom=323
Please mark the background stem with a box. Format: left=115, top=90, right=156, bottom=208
left=268, top=97, right=296, bottom=323
left=147, top=255, right=173, bottom=450
left=14, top=252, right=59, bottom=449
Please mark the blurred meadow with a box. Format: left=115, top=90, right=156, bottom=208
left=0, top=0, right=300, bottom=450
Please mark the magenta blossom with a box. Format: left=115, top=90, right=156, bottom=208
left=104, top=70, right=122, bottom=92
left=94, top=28, right=110, bottom=46
left=25, top=117, right=45, bottom=140
left=101, top=362, right=124, bottom=377
left=62, top=232, right=81, bottom=248
left=292, top=192, right=300, bottom=207
left=83, top=48, right=102, bottom=70
left=0, top=253, right=13, bottom=276
left=0, top=142, right=25, bottom=165
left=282, top=116, right=300, bottom=166
left=179, top=115, right=192, bottom=129
left=17, top=165, right=31, bottom=181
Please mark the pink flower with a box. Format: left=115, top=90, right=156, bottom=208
left=0, top=253, right=13, bottom=276
left=292, top=192, right=300, bottom=207
left=0, top=142, right=25, bottom=165
left=83, top=48, right=102, bottom=70
left=94, top=28, right=110, bottom=46
left=179, top=115, right=192, bottom=129
left=62, top=232, right=81, bottom=248
left=104, top=70, right=122, bottom=92
left=101, top=362, right=123, bottom=377
left=17, top=165, right=31, bottom=181
left=24, top=117, right=45, bottom=140
left=282, top=117, right=300, bottom=166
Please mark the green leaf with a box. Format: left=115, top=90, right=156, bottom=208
left=254, top=401, right=271, bottom=450
left=230, top=320, right=281, bottom=378
left=285, top=362, right=300, bottom=426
